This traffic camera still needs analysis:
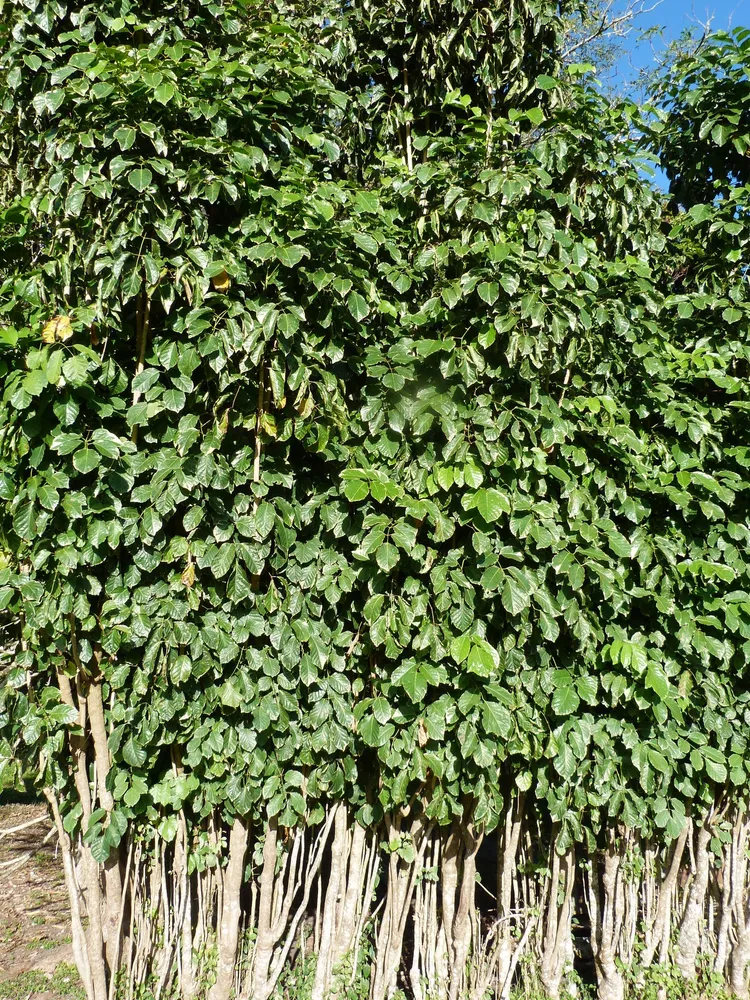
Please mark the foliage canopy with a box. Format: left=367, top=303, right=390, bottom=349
left=1, top=4, right=749, bottom=1000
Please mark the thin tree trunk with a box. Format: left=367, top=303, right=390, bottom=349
left=496, top=792, right=525, bottom=997
left=209, top=817, right=249, bottom=1000
left=131, top=291, right=151, bottom=445
left=88, top=675, right=124, bottom=975
left=312, top=804, right=348, bottom=1000
left=178, top=812, right=197, bottom=1000
left=642, top=821, right=690, bottom=968
left=45, top=787, right=94, bottom=1000
left=449, top=823, right=482, bottom=1000
left=729, top=815, right=750, bottom=997
left=587, top=834, right=625, bottom=1000
left=540, top=840, right=575, bottom=999
left=676, top=820, right=712, bottom=980
left=252, top=818, right=280, bottom=1000
left=371, top=813, right=433, bottom=1000
left=331, top=819, right=369, bottom=968
left=57, top=659, right=109, bottom=1000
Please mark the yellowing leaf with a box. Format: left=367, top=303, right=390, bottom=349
left=295, top=393, right=314, bottom=419
left=42, top=315, right=73, bottom=343
left=211, top=269, right=231, bottom=292
left=181, top=562, right=195, bottom=588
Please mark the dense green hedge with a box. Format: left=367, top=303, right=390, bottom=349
left=1, top=4, right=749, bottom=1000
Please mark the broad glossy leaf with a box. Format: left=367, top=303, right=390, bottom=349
left=376, top=543, right=399, bottom=573
left=552, top=685, right=580, bottom=716
left=128, top=167, right=153, bottom=192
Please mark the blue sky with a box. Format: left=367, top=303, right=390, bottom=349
left=600, top=0, right=749, bottom=186
left=643, top=0, right=749, bottom=40
left=606, top=0, right=749, bottom=90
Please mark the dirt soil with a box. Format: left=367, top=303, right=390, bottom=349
left=0, top=802, right=78, bottom=998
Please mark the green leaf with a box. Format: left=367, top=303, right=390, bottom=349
left=52, top=432, right=83, bottom=455
left=211, top=543, right=235, bottom=579
left=687, top=204, right=712, bottom=223
left=73, top=447, right=101, bottom=474
left=163, top=389, right=186, bottom=412
left=376, top=543, right=399, bottom=573
left=91, top=428, right=122, bottom=458
left=343, top=479, right=369, bottom=502
left=648, top=749, right=670, bottom=774
left=228, top=562, right=252, bottom=602
left=645, top=663, right=669, bottom=701
left=702, top=747, right=728, bottom=784
left=552, top=685, right=580, bottom=716
left=450, top=634, right=472, bottom=664
left=372, top=697, right=391, bottom=723
left=502, top=575, right=531, bottom=616
left=184, top=506, right=204, bottom=532
left=364, top=594, right=384, bottom=623
left=482, top=701, right=512, bottom=738
left=154, top=82, right=176, bottom=105
left=220, top=679, right=242, bottom=709
left=472, top=201, right=496, bottom=224
left=122, top=736, right=147, bottom=768
left=141, top=508, right=163, bottom=539
left=392, top=520, right=418, bottom=550
left=576, top=675, right=598, bottom=704
left=711, top=122, right=732, bottom=146
left=554, top=744, right=576, bottom=780
left=704, top=755, right=727, bottom=784
left=255, top=502, right=274, bottom=539
left=347, top=292, right=369, bottom=321
left=13, top=500, right=36, bottom=540
left=37, top=485, right=59, bottom=510
left=128, top=167, right=153, bottom=192
left=114, top=126, right=136, bottom=150
left=474, top=488, right=510, bottom=523
left=535, top=74, right=557, bottom=90
left=359, top=715, right=393, bottom=747
left=391, top=661, right=427, bottom=703
left=353, top=232, right=379, bottom=256
left=499, top=273, right=519, bottom=296
left=480, top=566, right=504, bottom=591
left=568, top=561, right=584, bottom=591
left=463, top=464, right=483, bottom=488
left=466, top=640, right=498, bottom=677
left=477, top=281, right=499, bottom=306
left=277, top=245, right=306, bottom=267
left=65, top=184, right=86, bottom=217
left=170, top=655, right=192, bottom=685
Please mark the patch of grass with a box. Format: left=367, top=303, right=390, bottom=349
left=50, top=963, right=85, bottom=1000
left=25, top=935, right=66, bottom=951
left=0, top=969, right=50, bottom=999
left=33, top=852, right=53, bottom=864
left=0, top=963, right=84, bottom=1000
left=0, top=922, right=20, bottom=945
left=28, top=892, right=53, bottom=907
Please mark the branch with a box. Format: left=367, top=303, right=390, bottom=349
left=563, top=0, right=663, bottom=59
left=0, top=813, right=49, bottom=839
left=131, top=291, right=151, bottom=445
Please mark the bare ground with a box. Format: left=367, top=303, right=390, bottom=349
left=0, top=803, right=79, bottom=999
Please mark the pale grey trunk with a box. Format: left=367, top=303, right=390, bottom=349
left=676, top=822, right=712, bottom=980
left=209, top=817, right=249, bottom=1000
left=587, top=835, right=625, bottom=1000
